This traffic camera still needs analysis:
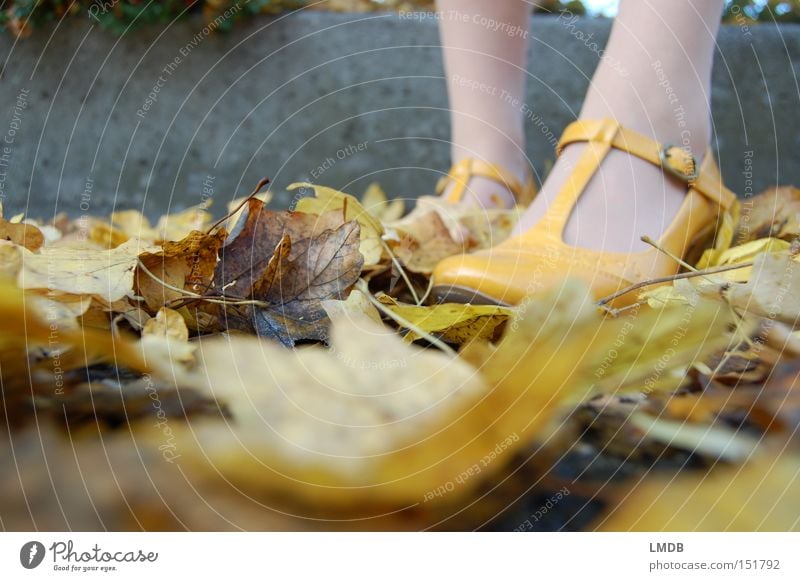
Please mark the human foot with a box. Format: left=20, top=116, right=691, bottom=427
left=431, top=118, right=736, bottom=306
left=514, top=0, right=720, bottom=251
left=513, top=114, right=709, bottom=252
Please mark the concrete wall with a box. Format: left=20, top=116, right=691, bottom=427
left=1, top=12, right=798, bottom=218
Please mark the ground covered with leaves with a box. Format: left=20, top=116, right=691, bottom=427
left=1, top=180, right=799, bottom=531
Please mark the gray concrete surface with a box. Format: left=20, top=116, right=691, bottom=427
left=0, top=12, right=798, bottom=219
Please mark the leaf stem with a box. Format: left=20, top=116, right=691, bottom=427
left=206, top=177, right=270, bottom=235
left=355, top=279, right=457, bottom=357
left=381, top=239, right=421, bottom=305
left=596, top=260, right=755, bottom=306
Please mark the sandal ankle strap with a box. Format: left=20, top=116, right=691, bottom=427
left=556, top=119, right=736, bottom=211
left=436, top=158, right=537, bottom=207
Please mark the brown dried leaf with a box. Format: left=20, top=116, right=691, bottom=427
left=736, top=186, right=800, bottom=244
left=213, top=198, right=344, bottom=298
left=0, top=217, right=44, bottom=251
left=135, top=229, right=226, bottom=330
left=388, top=209, right=467, bottom=274
left=247, top=221, right=364, bottom=346
left=290, top=182, right=385, bottom=267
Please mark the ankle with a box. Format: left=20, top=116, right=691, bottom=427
left=582, top=65, right=712, bottom=158
left=447, top=142, right=529, bottom=208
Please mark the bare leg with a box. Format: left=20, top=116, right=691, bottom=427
left=437, top=0, right=531, bottom=208
left=517, top=0, right=724, bottom=251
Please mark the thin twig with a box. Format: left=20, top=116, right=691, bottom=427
left=206, top=177, right=270, bottom=235
left=418, top=277, right=435, bottom=305
left=596, top=260, right=754, bottom=306
left=381, top=239, right=421, bottom=305
left=355, top=279, right=457, bottom=357
left=137, top=258, right=204, bottom=298
left=641, top=235, right=698, bottom=272
left=138, top=258, right=273, bottom=309
left=599, top=301, right=642, bottom=317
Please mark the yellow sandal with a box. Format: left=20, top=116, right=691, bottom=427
left=432, top=119, right=737, bottom=307
left=435, top=158, right=537, bottom=208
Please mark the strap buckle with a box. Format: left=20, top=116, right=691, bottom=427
left=659, top=144, right=699, bottom=183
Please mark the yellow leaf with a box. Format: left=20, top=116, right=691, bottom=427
left=0, top=278, right=150, bottom=386
left=17, top=237, right=159, bottom=303
left=180, top=279, right=728, bottom=512
left=723, top=251, right=800, bottom=325
left=599, top=449, right=800, bottom=531
left=321, top=288, right=382, bottom=324
left=697, top=237, right=790, bottom=281
left=378, top=296, right=512, bottom=344
left=0, top=240, right=21, bottom=279
left=90, top=219, right=132, bottom=248
left=106, top=205, right=213, bottom=244
left=183, top=312, right=490, bottom=507
left=639, top=282, right=693, bottom=308
left=591, top=298, right=736, bottom=395
left=386, top=208, right=467, bottom=274
left=361, top=182, right=404, bottom=222
left=142, top=307, right=190, bottom=342
left=155, top=204, right=213, bottom=242
left=141, top=307, right=195, bottom=365
left=27, top=291, right=92, bottom=331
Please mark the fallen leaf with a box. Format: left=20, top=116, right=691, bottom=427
left=361, top=182, right=405, bottom=222
left=290, top=182, right=384, bottom=266
left=377, top=296, right=512, bottom=344
left=182, top=312, right=488, bottom=508
left=135, top=229, right=226, bottom=330
left=90, top=204, right=214, bottom=246
left=141, top=307, right=195, bottom=364
left=213, top=198, right=364, bottom=345
left=0, top=217, right=44, bottom=251
left=723, top=252, right=800, bottom=325
left=213, top=198, right=346, bottom=298
left=27, top=291, right=93, bottom=331
left=0, top=240, right=22, bottom=279
left=696, top=237, right=790, bottom=281
left=247, top=221, right=363, bottom=346
left=389, top=195, right=518, bottom=250
left=321, top=288, right=382, bottom=324
left=0, top=279, right=150, bottom=394
left=598, top=449, right=800, bottom=531
left=142, top=307, right=190, bottom=342
left=735, top=186, right=800, bottom=244
left=18, top=237, right=158, bottom=303
left=387, top=208, right=467, bottom=274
